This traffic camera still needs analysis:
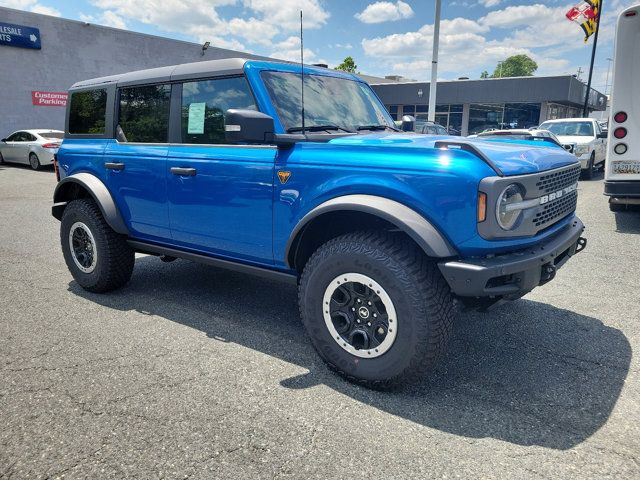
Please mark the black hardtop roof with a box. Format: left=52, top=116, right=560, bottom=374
left=70, top=57, right=257, bottom=90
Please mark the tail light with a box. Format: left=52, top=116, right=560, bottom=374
left=614, top=111, right=627, bottom=123
left=614, top=128, right=627, bottom=139
left=41, top=142, right=61, bottom=149
left=53, top=154, right=60, bottom=182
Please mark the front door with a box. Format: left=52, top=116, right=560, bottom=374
left=103, top=84, right=172, bottom=241
left=166, top=76, right=275, bottom=264
left=3, top=131, right=27, bottom=162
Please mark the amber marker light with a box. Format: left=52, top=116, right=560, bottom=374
left=478, top=192, right=487, bottom=222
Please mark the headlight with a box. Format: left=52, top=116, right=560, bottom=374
left=575, top=144, right=590, bottom=155
left=496, top=184, right=524, bottom=230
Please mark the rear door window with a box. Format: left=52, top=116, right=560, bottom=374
left=118, top=84, right=171, bottom=143
left=180, top=77, right=256, bottom=144
left=69, top=89, right=107, bottom=134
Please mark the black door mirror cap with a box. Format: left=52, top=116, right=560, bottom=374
left=401, top=115, right=416, bottom=132
left=225, top=109, right=275, bottom=144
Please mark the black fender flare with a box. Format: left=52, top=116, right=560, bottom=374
left=52, top=173, right=128, bottom=235
left=285, top=194, right=457, bottom=267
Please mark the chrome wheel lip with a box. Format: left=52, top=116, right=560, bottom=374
left=322, top=273, right=397, bottom=359
left=69, top=221, right=97, bottom=273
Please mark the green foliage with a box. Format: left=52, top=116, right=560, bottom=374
left=335, top=56, right=357, bottom=73
left=491, top=54, right=538, bottom=78
left=480, top=70, right=489, bottom=79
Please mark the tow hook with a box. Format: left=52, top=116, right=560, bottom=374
left=575, top=236, right=587, bottom=254
left=540, top=263, right=557, bottom=285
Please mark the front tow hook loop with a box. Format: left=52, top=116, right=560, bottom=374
left=575, top=236, right=587, bottom=254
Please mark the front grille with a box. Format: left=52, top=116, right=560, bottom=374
left=535, top=164, right=581, bottom=195
left=533, top=190, right=578, bottom=228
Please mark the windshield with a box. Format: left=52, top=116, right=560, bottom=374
left=539, top=121, right=594, bottom=137
left=261, top=71, right=395, bottom=132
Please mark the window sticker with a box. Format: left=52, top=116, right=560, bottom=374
left=187, top=102, right=206, bottom=134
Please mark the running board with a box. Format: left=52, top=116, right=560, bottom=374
left=127, top=240, right=298, bottom=284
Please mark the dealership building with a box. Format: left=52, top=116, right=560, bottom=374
left=370, top=75, right=608, bottom=136
left=1, top=6, right=606, bottom=138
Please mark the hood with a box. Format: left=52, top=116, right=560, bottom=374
left=328, top=133, right=578, bottom=176
left=554, top=135, right=593, bottom=145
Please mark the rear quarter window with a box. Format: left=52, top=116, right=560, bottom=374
left=118, top=84, right=171, bottom=143
left=68, top=89, right=107, bottom=135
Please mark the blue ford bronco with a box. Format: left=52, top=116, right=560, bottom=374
left=52, top=58, right=586, bottom=387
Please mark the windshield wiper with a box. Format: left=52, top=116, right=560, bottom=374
left=287, top=124, right=355, bottom=133
left=356, top=124, right=400, bottom=132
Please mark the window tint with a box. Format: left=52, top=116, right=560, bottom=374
left=6, top=132, right=22, bottom=141
left=118, top=84, right=171, bottom=143
left=181, top=77, right=256, bottom=144
left=69, top=89, right=107, bottom=134
left=24, top=133, right=36, bottom=141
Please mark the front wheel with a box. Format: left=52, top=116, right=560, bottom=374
left=582, top=153, right=595, bottom=180
left=60, top=198, right=135, bottom=292
left=299, top=231, right=456, bottom=388
left=29, top=153, right=40, bottom=170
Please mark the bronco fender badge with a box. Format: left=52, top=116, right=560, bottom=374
left=277, top=170, right=291, bottom=184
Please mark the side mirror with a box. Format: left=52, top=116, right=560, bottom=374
left=1, top=138, right=6, bottom=142
left=401, top=115, right=415, bottom=132
left=598, top=132, right=608, bottom=139
left=225, top=109, right=275, bottom=144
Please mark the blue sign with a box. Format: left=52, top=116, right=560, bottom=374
left=0, top=22, right=41, bottom=50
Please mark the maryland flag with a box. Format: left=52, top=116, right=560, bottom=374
left=566, top=0, right=601, bottom=42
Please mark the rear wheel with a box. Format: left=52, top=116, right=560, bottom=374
left=29, top=153, right=40, bottom=170
left=60, top=198, right=134, bottom=292
left=299, top=231, right=456, bottom=388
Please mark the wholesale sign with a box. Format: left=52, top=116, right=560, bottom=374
left=0, top=22, right=41, bottom=49
left=32, top=91, right=68, bottom=107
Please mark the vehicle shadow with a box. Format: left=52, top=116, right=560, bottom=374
left=613, top=208, right=640, bottom=233
left=68, top=256, right=631, bottom=450
left=0, top=162, right=54, bottom=173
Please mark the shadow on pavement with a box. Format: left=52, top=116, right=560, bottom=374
left=614, top=209, right=640, bottom=233
left=69, top=256, right=631, bottom=450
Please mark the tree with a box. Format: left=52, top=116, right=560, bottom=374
left=491, top=54, right=538, bottom=78
left=480, top=70, right=489, bottom=79
left=335, top=56, right=357, bottom=73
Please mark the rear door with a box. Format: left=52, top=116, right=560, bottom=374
left=167, top=77, right=275, bottom=264
left=103, top=84, right=171, bottom=241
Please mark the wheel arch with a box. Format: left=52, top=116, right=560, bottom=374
left=285, top=194, right=457, bottom=272
left=52, top=173, right=129, bottom=235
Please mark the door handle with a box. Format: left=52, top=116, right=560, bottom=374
left=171, top=167, right=197, bottom=176
left=105, top=162, right=125, bottom=171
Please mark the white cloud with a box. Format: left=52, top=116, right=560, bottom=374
left=355, top=1, right=414, bottom=24
left=478, top=0, right=501, bottom=8
left=0, top=0, right=60, bottom=16
left=243, top=0, right=330, bottom=30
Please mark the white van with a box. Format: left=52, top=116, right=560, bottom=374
left=605, top=4, right=640, bottom=211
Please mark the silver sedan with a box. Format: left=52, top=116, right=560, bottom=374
left=0, top=129, right=64, bottom=170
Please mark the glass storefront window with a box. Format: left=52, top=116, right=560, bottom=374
left=503, top=103, right=540, bottom=130
left=468, top=103, right=541, bottom=134
left=469, top=103, right=504, bottom=135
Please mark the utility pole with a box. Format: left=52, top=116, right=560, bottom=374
left=427, top=0, right=441, bottom=122
left=576, top=66, right=584, bottom=81
left=582, top=0, right=603, bottom=117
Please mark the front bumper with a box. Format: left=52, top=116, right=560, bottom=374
left=439, top=217, right=586, bottom=298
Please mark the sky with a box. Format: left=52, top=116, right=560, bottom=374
left=1, top=0, right=631, bottom=93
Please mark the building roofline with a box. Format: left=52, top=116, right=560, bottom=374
left=369, top=75, right=585, bottom=86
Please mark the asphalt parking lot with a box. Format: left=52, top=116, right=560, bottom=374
left=0, top=163, right=639, bottom=479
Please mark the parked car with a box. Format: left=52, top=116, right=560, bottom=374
left=0, top=129, right=63, bottom=170
left=605, top=4, right=640, bottom=211
left=414, top=121, right=448, bottom=135
left=475, top=128, right=575, bottom=153
left=52, top=58, right=586, bottom=387
left=538, top=118, right=607, bottom=179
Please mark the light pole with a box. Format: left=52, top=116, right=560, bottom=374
left=602, top=57, right=613, bottom=121
left=427, top=0, right=441, bottom=123
left=497, top=61, right=504, bottom=78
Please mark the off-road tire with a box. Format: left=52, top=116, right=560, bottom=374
left=299, top=231, right=456, bottom=388
left=60, top=198, right=134, bottom=293
left=29, top=153, right=40, bottom=170
left=582, top=153, right=595, bottom=180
